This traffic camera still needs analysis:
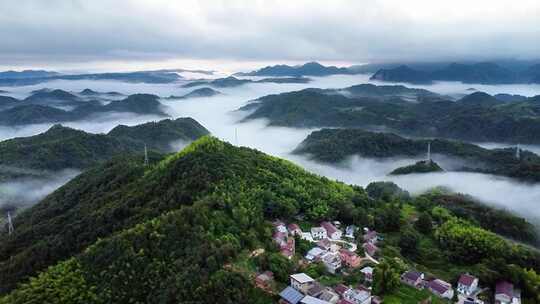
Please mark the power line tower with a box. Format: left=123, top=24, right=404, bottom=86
left=516, top=144, right=521, bottom=160
left=235, top=128, right=238, bottom=146
left=7, top=211, right=14, bottom=235
left=426, top=142, right=432, bottom=163
left=144, top=144, right=149, bottom=166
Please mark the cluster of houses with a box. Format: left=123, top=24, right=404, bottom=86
left=401, top=270, right=521, bottom=304
left=279, top=273, right=381, bottom=304
left=272, top=220, right=380, bottom=275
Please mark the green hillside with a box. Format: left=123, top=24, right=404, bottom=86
left=1, top=137, right=539, bottom=303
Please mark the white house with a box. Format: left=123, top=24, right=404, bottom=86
left=311, top=227, right=327, bottom=240
left=343, top=288, right=371, bottom=304
left=305, top=247, right=325, bottom=262
left=301, top=232, right=314, bottom=242
left=321, top=252, right=341, bottom=274
left=290, top=273, right=315, bottom=293
left=273, top=220, right=288, bottom=233
left=300, top=295, right=331, bottom=304
left=360, top=266, right=374, bottom=282
left=457, top=274, right=479, bottom=296
left=321, top=221, right=342, bottom=240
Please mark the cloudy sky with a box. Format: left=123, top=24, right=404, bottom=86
left=1, top=0, right=540, bottom=71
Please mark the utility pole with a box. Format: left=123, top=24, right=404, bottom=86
left=7, top=211, right=13, bottom=235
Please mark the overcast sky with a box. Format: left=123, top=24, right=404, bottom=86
left=1, top=0, right=540, bottom=71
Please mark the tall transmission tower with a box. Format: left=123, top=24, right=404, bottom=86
left=144, top=144, right=149, bottom=166
left=516, top=144, right=521, bottom=160
left=7, top=211, right=14, bottom=235
left=427, top=142, right=432, bottom=163
left=235, top=128, right=238, bottom=146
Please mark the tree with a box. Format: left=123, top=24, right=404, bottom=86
left=415, top=212, right=433, bottom=234
left=373, top=259, right=400, bottom=295
left=375, top=205, right=401, bottom=232
left=398, top=228, right=419, bottom=257
left=267, top=253, right=294, bottom=282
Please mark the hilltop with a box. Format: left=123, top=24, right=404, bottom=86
left=236, top=61, right=353, bottom=77
left=389, top=160, right=444, bottom=175
left=1, top=137, right=539, bottom=303
left=0, top=118, right=209, bottom=181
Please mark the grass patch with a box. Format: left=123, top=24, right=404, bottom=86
left=384, top=285, right=450, bottom=304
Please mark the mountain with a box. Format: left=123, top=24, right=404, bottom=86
left=0, top=118, right=209, bottom=180
left=239, top=84, right=540, bottom=144
left=237, top=61, right=353, bottom=77
left=0, top=95, right=19, bottom=110
left=370, top=62, right=520, bottom=84
left=0, top=136, right=363, bottom=298
left=0, top=71, right=181, bottom=86
left=256, top=76, right=311, bottom=84
left=390, top=160, right=443, bottom=175
left=493, top=93, right=528, bottom=103
left=294, top=128, right=540, bottom=182
left=457, top=92, right=503, bottom=107
left=168, top=87, right=221, bottom=100
left=0, top=70, right=58, bottom=79
left=370, top=65, right=432, bottom=84
left=0, top=93, right=169, bottom=125
left=1, top=136, right=539, bottom=303
left=183, top=76, right=251, bottom=88
left=340, top=83, right=443, bottom=102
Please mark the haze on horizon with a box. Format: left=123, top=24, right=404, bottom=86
left=1, top=0, right=540, bottom=71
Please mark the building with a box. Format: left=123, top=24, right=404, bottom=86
left=302, top=232, right=314, bottom=242
left=333, top=284, right=351, bottom=297
left=339, top=249, right=362, bottom=268
left=371, top=296, right=382, bottom=304
left=288, top=223, right=303, bottom=236
left=363, top=242, right=379, bottom=257
left=280, top=237, right=295, bottom=259
left=322, top=252, right=342, bottom=274
left=274, top=231, right=288, bottom=246
left=301, top=295, right=332, bottom=304
left=255, top=271, right=274, bottom=289
left=363, top=229, right=378, bottom=244
left=457, top=274, right=479, bottom=296
left=427, top=279, right=454, bottom=299
left=311, top=227, right=327, bottom=240
left=319, top=288, right=340, bottom=304
left=317, top=238, right=333, bottom=251
left=280, top=286, right=304, bottom=304
left=343, top=288, right=371, bottom=304
left=345, top=225, right=358, bottom=239
left=306, top=247, right=326, bottom=262
left=307, top=282, right=324, bottom=297
left=495, top=281, right=520, bottom=304
left=274, top=220, right=288, bottom=233
left=290, top=273, right=315, bottom=293
left=321, top=221, right=342, bottom=240
left=401, top=271, right=424, bottom=288
left=360, top=266, right=374, bottom=282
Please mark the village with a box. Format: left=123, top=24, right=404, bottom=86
left=252, top=219, right=522, bottom=304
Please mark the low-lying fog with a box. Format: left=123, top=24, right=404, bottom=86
left=1, top=73, right=540, bottom=224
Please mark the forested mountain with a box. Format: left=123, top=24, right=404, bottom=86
left=0, top=118, right=209, bottom=181
left=182, top=76, right=311, bottom=88
left=0, top=93, right=169, bottom=125
left=236, top=61, right=353, bottom=77
left=240, top=86, right=540, bottom=144
left=1, top=137, right=539, bottom=303
left=294, top=128, right=540, bottom=182
left=370, top=62, right=540, bottom=84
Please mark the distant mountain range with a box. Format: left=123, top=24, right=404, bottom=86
left=0, top=118, right=209, bottom=181
left=235, top=61, right=354, bottom=77
left=182, top=76, right=311, bottom=88
left=0, top=89, right=168, bottom=125
left=294, top=128, right=540, bottom=182
left=239, top=84, right=540, bottom=144
left=0, top=70, right=182, bottom=86
left=167, top=87, right=222, bottom=100
left=370, top=62, right=540, bottom=84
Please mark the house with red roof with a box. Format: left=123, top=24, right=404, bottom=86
left=495, top=281, right=520, bottom=304
left=401, top=271, right=424, bottom=288
left=339, top=249, right=362, bottom=268
left=321, top=221, right=342, bottom=240
left=288, top=223, right=303, bottom=236
left=427, top=279, right=454, bottom=299
left=457, top=273, right=479, bottom=296
left=280, top=237, right=295, bottom=259
left=333, top=284, right=350, bottom=297
left=363, top=242, right=379, bottom=257
left=255, top=271, right=274, bottom=290
left=363, top=229, right=378, bottom=244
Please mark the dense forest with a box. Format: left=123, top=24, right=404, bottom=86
left=1, top=137, right=539, bottom=303
left=294, top=128, right=540, bottom=182
left=240, top=86, right=540, bottom=144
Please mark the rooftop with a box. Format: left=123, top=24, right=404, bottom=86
left=280, top=286, right=304, bottom=304
left=496, top=281, right=513, bottom=298
left=301, top=295, right=331, bottom=304
left=458, top=274, right=477, bottom=287
left=291, top=273, right=315, bottom=284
